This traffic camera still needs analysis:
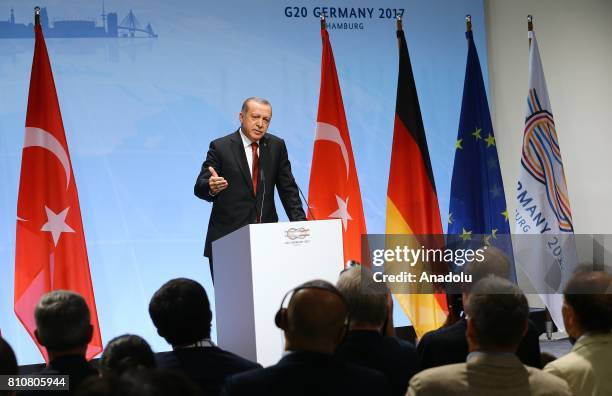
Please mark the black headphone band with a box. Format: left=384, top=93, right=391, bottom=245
left=278, top=284, right=346, bottom=310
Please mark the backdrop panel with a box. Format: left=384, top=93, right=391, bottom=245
left=0, top=0, right=487, bottom=364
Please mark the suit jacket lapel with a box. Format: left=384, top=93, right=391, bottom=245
left=230, top=130, right=254, bottom=196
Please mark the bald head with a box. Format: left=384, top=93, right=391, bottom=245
left=283, top=280, right=348, bottom=353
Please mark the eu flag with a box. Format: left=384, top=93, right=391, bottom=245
left=448, top=28, right=515, bottom=281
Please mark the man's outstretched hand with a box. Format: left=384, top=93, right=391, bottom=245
left=208, top=166, right=228, bottom=195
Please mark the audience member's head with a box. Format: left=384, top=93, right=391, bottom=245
left=562, top=270, right=612, bottom=340
left=275, top=280, right=348, bottom=354
left=462, top=246, right=511, bottom=295
left=439, top=246, right=513, bottom=322
left=149, top=278, right=212, bottom=348
left=100, top=334, right=156, bottom=377
left=0, top=337, right=17, bottom=374
left=0, top=337, right=18, bottom=396
left=465, top=276, right=529, bottom=353
left=336, top=265, right=388, bottom=332
left=34, top=290, right=93, bottom=358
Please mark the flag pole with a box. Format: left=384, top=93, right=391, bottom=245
left=34, top=6, right=40, bottom=26
left=320, top=14, right=326, bottom=30
left=527, top=14, right=533, bottom=31
left=526, top=13, right=553, bottom=340
left=396, top=16, right=403, bottom=51
left=466, top=14, right=472, bottom=32
left=528, top=15, right=533, bottom=53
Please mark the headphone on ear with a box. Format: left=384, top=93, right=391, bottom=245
left=274, top=283, right=350, bottom=336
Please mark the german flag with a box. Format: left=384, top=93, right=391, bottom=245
left=385, top=20, right=448, bottom=338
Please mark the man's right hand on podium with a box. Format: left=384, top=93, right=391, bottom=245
left=208, top=166, right=228, bottom=195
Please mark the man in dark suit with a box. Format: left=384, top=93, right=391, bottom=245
left=194, top=97, right=306, bottom=277
left=335, top=265, right=419, bottom=396
left=417, top=247, right=541, bottom=369
left=221, top=280, right=391, bottom=396
left=23, top=291, right=98, bottom=395
left=149, top=278, right=261, bottom=396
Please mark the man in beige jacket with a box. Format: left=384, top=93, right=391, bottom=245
left=544, top=270, right=612, bottom=396
left=407, top=276, right=570, bottom=396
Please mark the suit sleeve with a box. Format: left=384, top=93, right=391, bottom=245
left=194, top=140, right=220, bottom=202
left=416, top=332, right=435, bottom=370
left=218, top=377, right=234, bottom=396
left=219, top=372, right=250, bottom=396
left=517, top=319, right=543, bottom=368
left=276, top=139, right=307, bottom=221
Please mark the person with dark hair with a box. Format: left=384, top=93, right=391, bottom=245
left=149, top=278, right=260, bottom=396
left=334, top=265, right=419, bottom=396
left=408, top=276, right=570, bottom=396
left=544, top=270, right=612, bottom=396
left=0, top=337, right=18, bottom=396
left=417, top=247, right=542, bottom=368
left=99, top=334, right=156, bottom=376
left=23, top=290, right=98, bottom=395
left=221, top=280, right=390, bottom=396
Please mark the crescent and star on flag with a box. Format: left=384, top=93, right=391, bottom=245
left=314, top=122, right=353, bottom=231
left=18, top=126, right=75, bottom=247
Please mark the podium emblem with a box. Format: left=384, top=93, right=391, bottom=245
left=284, top=227, right=310, bottom=240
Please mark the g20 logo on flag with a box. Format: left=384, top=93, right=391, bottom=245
left=521, top=93, right=573, bottom=233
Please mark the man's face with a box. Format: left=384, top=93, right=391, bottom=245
left=239, top=101, right=272, bottom=142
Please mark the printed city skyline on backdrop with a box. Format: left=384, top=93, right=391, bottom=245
left=0, top=4, right=157, bottom=38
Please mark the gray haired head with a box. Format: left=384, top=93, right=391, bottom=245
left=466, top=276, right=528, bottom=350
left=35, top=290, right=93, bottom=351
left=337, top=265, right=388, bottom=327
left=463, top=246, right=511, bottom=294
left=241, top=97, right=272, bottom=114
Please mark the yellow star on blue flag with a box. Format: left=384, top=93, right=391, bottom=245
left=460, top=228, right=472, bottom=241
left=472, top=127, right=482, bottom=140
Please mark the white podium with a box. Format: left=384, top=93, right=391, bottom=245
left=212, top=219, right=343, bottom=367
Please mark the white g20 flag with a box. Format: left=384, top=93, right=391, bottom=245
left=514, top=30, right=577, bottom=332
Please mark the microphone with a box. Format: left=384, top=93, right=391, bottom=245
left=258, top=167, right=266, bottom=223
left=297, top=184, right=315, bottom=220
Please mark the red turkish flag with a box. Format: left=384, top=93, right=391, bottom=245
left=308, top=27, right=367, bottom=264
left=14, top=23, right=102, bottom=361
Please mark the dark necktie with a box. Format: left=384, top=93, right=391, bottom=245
left=251, top=142, right=259, bottom=196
